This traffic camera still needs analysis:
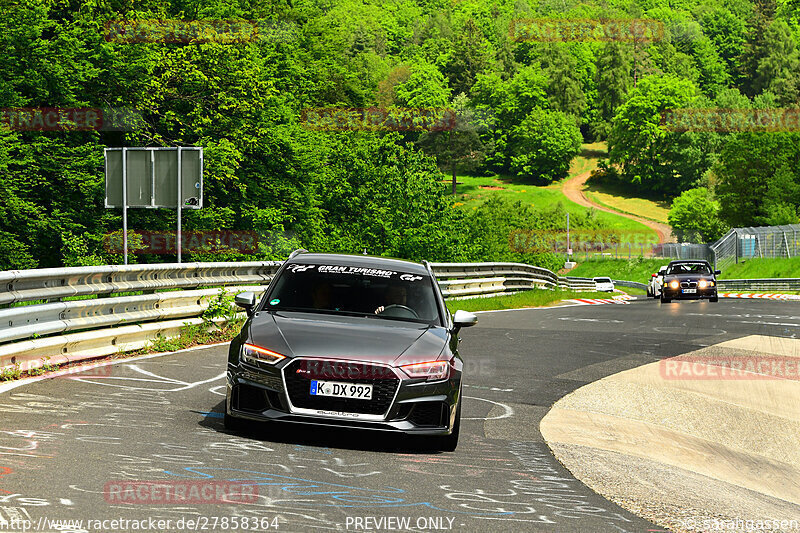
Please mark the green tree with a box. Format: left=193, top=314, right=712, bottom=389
left=753, top=20, right=800, bottom=105
left=416, top=94, right=485, bottom=194
left=607, top=75, right=700, bottom=195
left=594, top=41, right=633, bottom=139
left=701, top=8, right=748, bottom=81
left=394, top=61, right=451, bottom=108
left=508, top=108, right=583, bottom=183
left=443, top=18, right=491, bottom=96
left=541, top=44, right=587, bottom=119
left=668, top=187, right=729, bottom=242
left=715, top=132, right=800, bottom=227
left=470, top=66, right=549, bottom=172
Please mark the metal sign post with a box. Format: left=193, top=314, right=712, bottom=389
left=177, top=146, right=182, bottom=263
left=105, top=147, right=203, bottom=264
left=122, top=147, right=128, bottom=265
left=566, top=213, right=570, bottom=260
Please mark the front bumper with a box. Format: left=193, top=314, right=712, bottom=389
left=225, top=357, right=461, bottom=436
left=662, top=286, right=717, bottom=300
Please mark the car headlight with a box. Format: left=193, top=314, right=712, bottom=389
left=669, top=280, right=679, bottom=289
left=399, top=360, right=449, bottom=381
left=242, top=343, right=286, bottom=364
left=698, top=280, right=708, bottom=288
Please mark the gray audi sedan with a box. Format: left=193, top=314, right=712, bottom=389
left=224, top=250, right=477, bottom=450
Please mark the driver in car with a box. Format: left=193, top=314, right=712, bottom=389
left=375, top=284, right=408, bottom=315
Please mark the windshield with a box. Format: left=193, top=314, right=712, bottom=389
left=264, top=263, right=441, bottom=325
left=666, top=263, right=712, bottom=275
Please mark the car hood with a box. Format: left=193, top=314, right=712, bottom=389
left=247, top=311, right=448, bottom=365
left=665, top=273, right=715, bottom=280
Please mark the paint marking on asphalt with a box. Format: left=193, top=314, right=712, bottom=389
left=462, top=396, right=514, bottom=421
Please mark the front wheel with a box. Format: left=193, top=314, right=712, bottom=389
left=433, top=401, right=461, bottom=452
left=224, top=397, right=245, bottom=432
left=710, top=295, right=719, bottom=303
left=660, top=295, right=671, bottom=303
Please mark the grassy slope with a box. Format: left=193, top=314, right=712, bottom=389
left=566, top=256, right=800, bottom=284
left=453, top=143, right=657, bottom=236
left=568, top=142, right=672, bottom=225
left=718, top=257, right=800, bottom=279
left=566, top=258, right=667, bottom=284
left=446, top=289, right=609, bottom=312
left=584, top=181, right=671, bottom=224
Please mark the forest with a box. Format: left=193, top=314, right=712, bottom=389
left=1, top=0, right=798, bottom=270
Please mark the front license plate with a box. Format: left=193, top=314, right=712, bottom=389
left=310, top=380, right=373, bottom=400
left=682, top=288, right=697, bottom=294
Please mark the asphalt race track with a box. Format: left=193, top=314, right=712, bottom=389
left=0, top=298, right=797, bottom=533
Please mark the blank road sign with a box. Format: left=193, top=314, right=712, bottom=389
left=105, top=147, right=203, bottom=209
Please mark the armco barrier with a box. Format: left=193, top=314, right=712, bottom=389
left=0, top=286, right=268, bottom=344
left=717, top=278, right=800, bottom=291
left=613, top=279, right=648, bottom=290
left=0, top=262, right=281, bottom=306
left=0, top=261, right=606, bottom=375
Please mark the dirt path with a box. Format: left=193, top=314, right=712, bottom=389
left=563, top=170, right=675, bottom=244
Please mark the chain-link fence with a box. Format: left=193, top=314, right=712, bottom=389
left=546, top=224, right=800, bottom=268
left=573, top=225, right=800, bottom=270
left=710, top=225, right=800, bottom=271
left=653, top=243, right=714, bottom=261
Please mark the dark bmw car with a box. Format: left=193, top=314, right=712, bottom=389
left=660, top=260, right=720, bottom=303
left=224, top=250, right=477, bottom=450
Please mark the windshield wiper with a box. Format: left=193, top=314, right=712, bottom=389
left=270, top=307, right=372, bottom=318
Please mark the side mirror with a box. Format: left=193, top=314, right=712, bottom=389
left=714, top=270, right=721, bottom=275
left=234, top=292, right=257, bottom=315
left=453, top=310, right=478, bottom=329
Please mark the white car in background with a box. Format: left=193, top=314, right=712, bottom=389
left=647, top=265, right=668, bottom=298
left=593, top=277, right=615, bottom=292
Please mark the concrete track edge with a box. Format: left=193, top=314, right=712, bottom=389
left=540, top=335, right=800, bottom=533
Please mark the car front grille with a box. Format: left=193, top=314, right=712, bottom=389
left=283, top=359, right=399, bottom=416
left=681, top=281, right=697, bottom=288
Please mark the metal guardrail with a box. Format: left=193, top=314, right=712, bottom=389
left=613, top=280, right=648, bottom=290
left=717, top=278, right=800, bottom=291
left=431, top=262, right=594, bottom=296
left=0, top=262, right=281, bottom=306
left=0, top=261, right=606, bottom=374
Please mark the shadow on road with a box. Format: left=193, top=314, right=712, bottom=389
left=200, top=399, right=448, bottom=454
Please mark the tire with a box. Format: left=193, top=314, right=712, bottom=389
left=660, top=295, right=671, bottom=304
left=710, top=295, right=718, bottom=303
left=434, top=401, right=461, bottom=452
left=224, top=397, right=244, bottom=432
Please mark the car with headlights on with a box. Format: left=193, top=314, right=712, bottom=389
left=647, top=265, right=668, bottom=298
left=224, top=250, right=477, bottom=451
left=660, top=260, right=719, bottom=303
